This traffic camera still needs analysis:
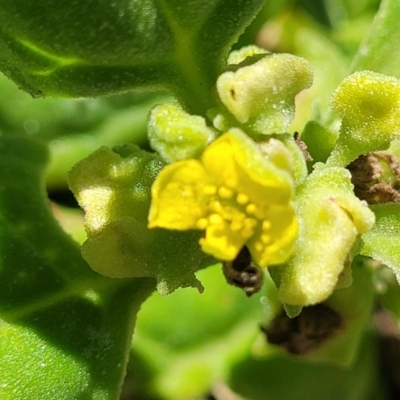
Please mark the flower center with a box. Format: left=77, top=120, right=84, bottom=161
left=196, top=181, right=272, bottom=243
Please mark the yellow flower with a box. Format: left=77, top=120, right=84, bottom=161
left=148, top=129, right=298, bottom=267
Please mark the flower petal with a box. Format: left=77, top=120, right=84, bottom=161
left=248, top=204, right=298, bottom=267
left=200, top=221, right=247, bottom=261
left=202, top=130, right=294, bottom=205
left=148, top=159, right=212, bottom=230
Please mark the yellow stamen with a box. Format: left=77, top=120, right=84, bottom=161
left=244, top=217, right=257, bottom=229
left=261, top=234, right=271, bottom=244
left=209, top=200, right=222, bottom=212
left=218, top=186, right=234, bottom=199
left=203, top=184, right=217, bottom=195
left=262, top=220, right=272, bottom=231
left=241, top=217, right=257, bottom=238
left=196, top=218, right=208, bottom=229
left=237, top=193, right=250, bottom=205
left=246, top=203, right=257, bottom=215
left=209, top=213, right=223, bottom=225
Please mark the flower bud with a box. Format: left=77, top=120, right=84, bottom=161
left=216, top=47, right=313, bottom=135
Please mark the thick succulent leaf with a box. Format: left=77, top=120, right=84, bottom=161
left=69, top=145, right=214, bottom=294
left=360, top=203, right=400, bottom=282
left=0, top=0, right=265, bottom=114
left=352, top=0, right=400, bottom=78
left=0, top=135, right=155, bottom=400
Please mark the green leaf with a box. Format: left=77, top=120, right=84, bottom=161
left=229, top=333, right=386, bottom=400
left=0, top=135, right=155, bottom=400
left=293, top=27, right=349, bottom=129
left=301, top=120, right=338, bottom=165
left=252, top=259, right=375, bottom=368
left=374, top=266, right=400, bottom=322
left=360, top=203, right=400, bottom=281
left=130, top=265, right=269, bottom=399
left=302, top=259, right=375, bottom=366
left=69, top=144, right=214, bottom=294
left=46, top=94, right=168, bottom=190
left=0, top=0, right=265, bottom=114
left=0, top=70, right=168, bottom=189
left=0, top=71, right=110, bottom=139
left=352, top=0, right=400, bottom=78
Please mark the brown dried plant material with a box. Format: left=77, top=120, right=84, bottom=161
left=348, top=152, right=400, bottom=204
left=261, top=304, right=343, bottom=355
left=222, top=246, right=264, bottom=297
left=294, top=131, right=312, bottom=162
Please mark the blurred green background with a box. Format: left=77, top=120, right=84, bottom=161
left=3, top=1, right=399, bottom=399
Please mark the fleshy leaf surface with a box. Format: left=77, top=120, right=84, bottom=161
left=0, top=135, right=155, bottom=400
left=270, top=166, right=375, bottom=306
left=213, top=49, right=313, bottom=136
left=360, top=203, right=400, bottom=282
left=328, top=71, right=400, bottom=167
left=69, top=145, right=213, bottom=294
left=148, top=101, right=217, bottom=163
left=0, top=0, right=265, bottom=114
left=352, top=0, right=400, bottom=78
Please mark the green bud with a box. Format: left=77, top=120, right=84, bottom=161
left=270, top=165, right=375, bottom=306
left=328, top=71, right=400, bottom=166
left=257, top=134, right=308, bottom=187
left=148, top=102, right=217, bottom=163
left=216, top=46, right=313, bottom=135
